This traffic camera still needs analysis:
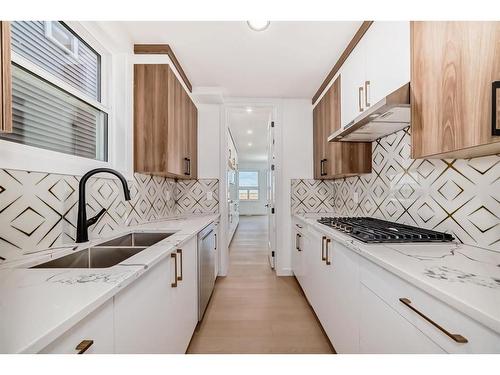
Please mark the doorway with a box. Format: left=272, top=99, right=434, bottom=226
left=224, top=105, right=276, bottom=271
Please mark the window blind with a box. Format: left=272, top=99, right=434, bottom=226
left=11, top=21, right=101, bottom=101
left=0, top=65, right=107, bottom=161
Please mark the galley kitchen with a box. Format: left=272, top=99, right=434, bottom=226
left=0, top=18, right=499, bottom=356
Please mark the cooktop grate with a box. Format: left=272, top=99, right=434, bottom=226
left=317, top=217, right=454, bottom=243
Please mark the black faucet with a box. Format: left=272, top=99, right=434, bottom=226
left=76, top=168, right=131, bottom=243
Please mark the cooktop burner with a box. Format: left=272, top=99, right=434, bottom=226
left=317, top=217, right=454, bottom=243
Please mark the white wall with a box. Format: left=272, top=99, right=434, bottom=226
left=238, top=161, right=268, bottom=216
left=197, top=104, right=221, bottom=179
left=277, top=99, right=313, bottom=275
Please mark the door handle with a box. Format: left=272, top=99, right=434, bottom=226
left=399, top=298, right=468, bottom=343
left=75, top=340, right=94, bottom=354
left=176, top=249, right=183, bottom=281
left=214, top=233, right=217, bottom=250
left=358, top=86, right=364, bottom=112
left=171, top=253, right=178, bottom=287
left=325, top=238, right=331, bottom=265
left=321, top=236, right=327, bottom=261
left=296, top=233, right=302, bottom=251
left=364, top=80, right=371, bottom=108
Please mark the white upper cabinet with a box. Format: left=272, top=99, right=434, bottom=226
left=340, top=41, right=366, bottom=128
left=340, top=21, right=410, bottom=128
left=364, top=21, right=410, bottom=106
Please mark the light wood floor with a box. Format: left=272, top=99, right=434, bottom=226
left=187, top=215, right=333, bottom=354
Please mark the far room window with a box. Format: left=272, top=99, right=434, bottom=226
left=238, top=171, right=259, bottom=201
left=0, top=21, right=108, bottom=161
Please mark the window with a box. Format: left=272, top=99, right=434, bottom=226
left=238, top=171, right=259, bottom=201
left=0, top=21, right=108, bottom=161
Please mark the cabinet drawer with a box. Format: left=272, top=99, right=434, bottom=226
left=360, top=256, right=500, bottom=353
left=360, top=284, right=444, bottom=353
left=40, top=299, right=114, bottom=354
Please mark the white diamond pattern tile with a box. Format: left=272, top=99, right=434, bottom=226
left=0, top=170, right=218, bottom=259
left=291, top=127, right=500, bottom=252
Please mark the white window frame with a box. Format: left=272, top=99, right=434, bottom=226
left=0, top=21, right=114, bottom=177
left=238, top=170, right=260, bottom=201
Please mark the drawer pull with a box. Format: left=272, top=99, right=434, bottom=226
left=321, top=236, right=327, bottom=261
left=296, top=233, right=302, bottom=251
left=171, top=253, right=178, bottom=287
left=75, top=340, right=93, bottom=354
left=325, top=238, right=331, bottom=266
left=399, top=298, right=468, bottom=344
left=177, top=249, right=183, bottom=281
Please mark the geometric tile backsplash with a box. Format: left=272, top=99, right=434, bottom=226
left=291, top=127, right=500, bottom=252
left=0, top=170, right=218, bottom=260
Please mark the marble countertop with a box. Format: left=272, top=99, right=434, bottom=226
left=0, top=214, right=219, bottom=354
left=294, top=213, right=500, bottom=335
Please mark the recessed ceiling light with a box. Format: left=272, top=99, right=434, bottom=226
left=247, top=21, right=270, bottom=32
left=247, top=129, right=253, bottom=134
left=248, top=142, right=253, bottom=147
left=246, top=107, right=253, bottom=113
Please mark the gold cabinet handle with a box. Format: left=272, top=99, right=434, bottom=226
left=325, top=238, right=331, bottom=266
left=399, top=298, right=468, bottom=343
left=358, top=86, right=364, bottom=112
left=176, top=249, right=183, bottom=281
left=171, top=253, right=178, bottom=287
left=75, top=340, right=94, bottom=354
left=364, top=80, right=371, bottom=107
left=321, top=236, right=327, bottom=261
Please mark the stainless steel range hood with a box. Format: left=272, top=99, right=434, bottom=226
left=328, top=83, right=410, bottom=143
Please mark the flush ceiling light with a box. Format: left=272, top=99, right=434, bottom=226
left=246, top=107, right=253, bottom=113
left=248, top=142, right=253, bottom=147
left=247, top=21, right=270, bottom=32
left=247, top=129, right=253, bottom=134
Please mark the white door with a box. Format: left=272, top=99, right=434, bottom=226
left=266, top=119, right=276, bottom=269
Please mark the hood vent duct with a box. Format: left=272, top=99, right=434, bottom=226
left=328, top=83, right=410, bottom=143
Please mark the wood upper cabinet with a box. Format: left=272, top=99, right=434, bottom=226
left=313, top=76, right=371, bottom=179
left=0, top=21, right=12, bottom=134
left=411, top=21, right=500, bottom=158
left=134, top=64, right=198, bottom=179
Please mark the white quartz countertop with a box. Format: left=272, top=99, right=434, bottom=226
left=294, top=214, right=500, bottom=335
left=0, top=214, right=219, bottom=354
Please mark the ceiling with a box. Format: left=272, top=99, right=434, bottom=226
left=119, top=21, right=362, bottom=98
left=228, top=107, right=271, bottom=163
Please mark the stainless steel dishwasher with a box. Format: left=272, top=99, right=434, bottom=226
left=197, top=222, right=217, bottom=321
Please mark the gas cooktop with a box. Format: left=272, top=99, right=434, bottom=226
left=317, top=217, right=454, bottom=243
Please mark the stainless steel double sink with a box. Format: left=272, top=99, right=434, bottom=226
left=31, top=232, right=174, bottom=269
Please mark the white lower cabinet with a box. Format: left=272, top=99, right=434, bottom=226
left=359, top=284, right=444, bottom=353
left=320, top=239, right=360, bottom=353
left=292, top=222, right=308, bottom=288
left=40, top=299, right=114, bottom=354
left=296, top=224, right=500, bottom=354
left=114, top=236, right=198, bottom=353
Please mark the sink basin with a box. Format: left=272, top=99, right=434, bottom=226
left=31, top=246, right=147, bottom=268
left=31, top=231, right=175, bottom=269
left=98, top=232, right=174, bottom=247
